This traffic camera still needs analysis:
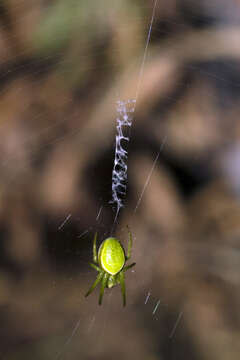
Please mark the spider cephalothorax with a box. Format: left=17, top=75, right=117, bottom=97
left=85, top=228, right=136, bottom=306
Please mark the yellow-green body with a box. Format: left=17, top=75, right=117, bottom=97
left=85, top=229, right=136, bottom=306
left=99, top=237, right=125, bottom=276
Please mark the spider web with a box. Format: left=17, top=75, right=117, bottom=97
left=1, top=0, right=239, bottom=359
left=0, top=1, right=192, bottom=358
left=0, top=1, right=188, bottom=358
left=51, top=1, right=182, bottom=358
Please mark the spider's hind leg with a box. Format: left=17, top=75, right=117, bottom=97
left=126, top=226, right=133, bottom=260
left=93, top=232, right=98, bottom=263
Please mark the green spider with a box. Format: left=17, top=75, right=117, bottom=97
left=85, top=228, right=136, bottom=306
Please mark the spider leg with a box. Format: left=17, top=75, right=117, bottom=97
left=126, top=226, right=132, bottom=260
left=99, top=273, right=109, bottom=305
left=119, top=271, right=126, bottom=307
left=93, top=232, right=98, bottom=263
left=123, top=262, right=136, bottom=272
left=85, top=271, right=103, bottom=298
left=89, top=263, right=101, bottom=272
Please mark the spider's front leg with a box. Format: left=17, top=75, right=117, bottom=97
left=123, top=262, right=136, bottom=272
left=89, top=263, right=101, bottom=272
left=119, top=271, right=126, bottom=307
left=99, top=273, right=109, bottom=305
left=85, top=271, right=103, bottom=298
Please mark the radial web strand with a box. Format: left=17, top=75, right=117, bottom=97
left=110, top=1, right=158, bottom=225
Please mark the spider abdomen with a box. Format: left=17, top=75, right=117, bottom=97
left=98, top=237, right=125, bottom=275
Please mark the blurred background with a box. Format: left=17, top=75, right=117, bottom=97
left=1, top=0, right=240, bottom=359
